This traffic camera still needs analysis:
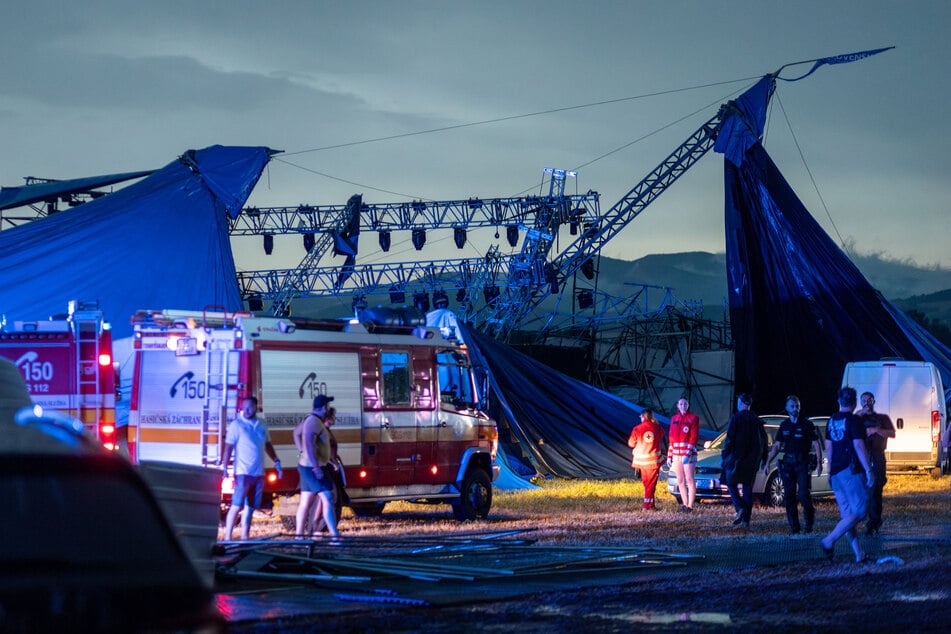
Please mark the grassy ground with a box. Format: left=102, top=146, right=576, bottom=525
left=233, top=473, right=951, bottom=631
left=243, top=472, right=950, bottom=543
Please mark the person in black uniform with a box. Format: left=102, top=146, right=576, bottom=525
left=856, top=391, right=895, bottom=536
left=764, top=395, right=823, bottom=534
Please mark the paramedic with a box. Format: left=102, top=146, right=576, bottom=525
left=628, top=408, right=666, bottom=510
left=668, top=396, right=700, bottom=512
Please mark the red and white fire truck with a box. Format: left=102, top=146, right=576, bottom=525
left=128, top=306, right=499, bottom=520
left=0, top=301, right=118, bottom=450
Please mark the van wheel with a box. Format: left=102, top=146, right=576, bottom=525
left=350, top=502, right=387, bottom=518
left=452, top=469, right=492, bottom=521
left=763, top=473, right=785, bottom=507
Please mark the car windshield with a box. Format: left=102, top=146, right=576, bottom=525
left=704, top=415, right=826, bottom=451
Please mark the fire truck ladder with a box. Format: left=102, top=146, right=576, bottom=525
left=201, top=333, right=236, bottom=467
left=71, top=303, right=103, bottom=435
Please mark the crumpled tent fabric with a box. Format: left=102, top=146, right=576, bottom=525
left=0, top=145, right=272, bottom=339
left=714, top=75, right=774, bottom=168
left=723, top=141, right=951, bottom=414
left=459, top=322, right=697, bottom=479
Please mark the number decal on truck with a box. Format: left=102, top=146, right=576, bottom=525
left=170, top=371, right=207, bottom=399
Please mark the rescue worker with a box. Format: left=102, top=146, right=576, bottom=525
left=764, top=395, right=823, bottom=534
left=668, top=396, right=700, bottom=512
left=628, top=409, right=666, bottom=510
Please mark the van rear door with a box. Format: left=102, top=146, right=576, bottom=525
left=843, top=361, right=942, bottom=468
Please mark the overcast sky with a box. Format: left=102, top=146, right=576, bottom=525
left=2, top=1, right=949, bottom=275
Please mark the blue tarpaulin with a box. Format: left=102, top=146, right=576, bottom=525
left=0, top=145, right=273, bottom=339
left=722, top=140, right=951, bottom=414
left=460, top=323, right=692, bottom=479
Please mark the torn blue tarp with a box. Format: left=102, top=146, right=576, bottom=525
left=722, top=141, right=951, bottom=413
left=0, top=145, right=273, bottom=339
left=713, top=75, right=774, bottom=168
left=457, top=323, right=709, bottom=479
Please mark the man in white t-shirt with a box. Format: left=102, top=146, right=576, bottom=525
left=221, top=396, right=281, bottom=540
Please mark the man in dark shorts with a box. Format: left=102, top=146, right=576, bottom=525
left=294, top=394, right=340, bottom=538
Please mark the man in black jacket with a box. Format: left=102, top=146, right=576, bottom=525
left=721, top=393, right=768, bottom=528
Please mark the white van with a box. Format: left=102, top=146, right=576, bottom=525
left=841, top=360, right=948, bottom=472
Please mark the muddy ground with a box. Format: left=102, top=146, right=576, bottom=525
left=224, top=477, right=951, bottom=633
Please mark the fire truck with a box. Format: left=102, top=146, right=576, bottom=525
left=0, top=301, right=118, bottom=450
left=128, top=306, right=499, bottom=520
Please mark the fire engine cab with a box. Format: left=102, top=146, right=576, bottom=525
left=129, top=306, right=499, bottom=520
left=0, top=300, right=118, bottom=450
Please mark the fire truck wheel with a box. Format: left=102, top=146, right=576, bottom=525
left=350, top=502, right=387, bottom=518
left=452, top=468, right=492, bottom=521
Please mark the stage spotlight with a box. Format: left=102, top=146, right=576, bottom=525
left=379, top=230, right=391, bottom=252
left=506, top=225, right=519, bottom=247
left=454, top=227, right=467, bottom=249
left=351, top=295, right=368, bottom=313
left=248, top=296, right=264, bottom=312
left=303, top=233, right=315, bottom=252
left=412, top=229, right=426, bottom=251
left=577, top=290, right=594, bottom=310
left=483, top=285, right=500, bottom=305
left=263, top=234, right=274, bottom=255
left=389, top=286, right=405, bottom=304
left=433, top=290, right=449, bottom=309
left=580, top=258, right=595, bottom=280
left=455, top=287, right=467, bottom=303
left=413, top=292, right=430, bottom=312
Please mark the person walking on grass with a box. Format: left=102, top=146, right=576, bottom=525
left=668, top=396, right=700, bottom=512
left=294, top=394, right=340, bottom=539
left=721, top=393, right=768, bottom=528
left=820, top=387, right=875, bottom=563
left=764, top=395, right=822, bottom=534
left=628, top=408, right=666, bottom=510
left=221, top=396, right=282, bottom=541
left=856, top=391, right=895, bottom=536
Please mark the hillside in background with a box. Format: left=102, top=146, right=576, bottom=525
left=285, top=251, right=951, bottom=333
left=600, top=251, right=951, bottom=325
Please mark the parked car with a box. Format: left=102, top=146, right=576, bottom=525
left=666, top=415, right=831, bottom=507
left=0, top=398, right=222, bottom=632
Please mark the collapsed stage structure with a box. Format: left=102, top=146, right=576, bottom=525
left=2, top=47, right=948, bottom=479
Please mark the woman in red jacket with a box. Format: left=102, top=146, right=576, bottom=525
left=668, top=397, right=700, bottom=511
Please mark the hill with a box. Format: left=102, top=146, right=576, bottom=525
left=599, top=251, right=951, bottom=323
left=283, top=251, right=951, bottom=330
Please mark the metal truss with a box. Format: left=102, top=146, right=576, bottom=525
left=229, top=192, right=601, bottom=236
